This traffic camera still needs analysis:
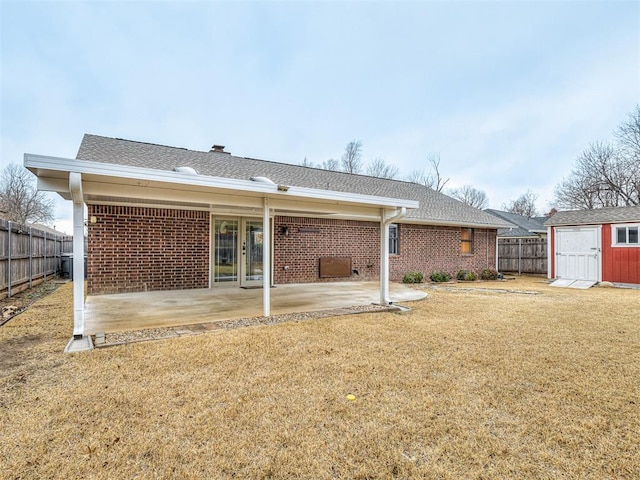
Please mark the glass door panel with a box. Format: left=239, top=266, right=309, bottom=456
left=242, top=220, right=263, bottom=285
left=213, top=219, right=238, bottom=283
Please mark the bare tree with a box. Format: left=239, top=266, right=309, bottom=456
left=616, top=104, right=640, bottom=161
left=0, top=163, right=55, bottom=225
left=503, top=190, right=539, bottom=217
left=554, top=141, right=639, bottom=209
left=341, top=140, right=363, bottom=174
left=448, top=185, right=489, bottom=209
left=300, top=157, right=315, bottom=167
left=406, top=154, right=449, bottom=192
left=366, top=157, right=399, bottom=179
left=615, top=104, right=640, bottom=202
left=320, top=158, right=340, bottom=171
left=554, top=106, right=640, bottom=209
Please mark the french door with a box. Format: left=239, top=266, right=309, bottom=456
left=212, top=217, right=267, bottom=287
left=242, top=219, right=264, bottom=286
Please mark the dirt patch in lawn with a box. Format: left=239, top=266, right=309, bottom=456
left=1, top=277, right=639, bottom=479
left=0, top=279, right=64, bottom=326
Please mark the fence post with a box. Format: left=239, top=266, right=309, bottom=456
left=44, top=232, right=47, bottom=281
left=55, top=235, right=59, bottom=276
left=7, top=221, right=12, bottom=298
left=29, top=227, right=33, bottom=289
left=518, top=238, right=522, bottom=275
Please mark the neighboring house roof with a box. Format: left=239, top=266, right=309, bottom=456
left=544, top=205, right=640, bottom=226
left=76, top=134, right=511, bottom=229
left=30, top=223, right=70, bottom=236
left=485, top=209, right=547, bottom=238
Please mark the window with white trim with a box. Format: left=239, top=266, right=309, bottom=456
left=613, top=223, right=639, bottom=246
left=389, top=224, right=399, bottom=255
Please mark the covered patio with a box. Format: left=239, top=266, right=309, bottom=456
left=25, top=149, right=419, bottom=351
left=84, top=281, right=427, bottom=335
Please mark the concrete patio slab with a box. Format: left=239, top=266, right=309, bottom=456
left=84, top=282, right=427, bottom=335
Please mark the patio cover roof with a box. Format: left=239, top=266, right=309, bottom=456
left=24, top=154, right=418, bottom=219
left=24, top=151, right=419, bottom=350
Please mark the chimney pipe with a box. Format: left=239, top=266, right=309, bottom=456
left=210, top=144, right=229, bottom=154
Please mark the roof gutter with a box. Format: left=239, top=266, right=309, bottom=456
left=397, top=217, right=511, bottom=229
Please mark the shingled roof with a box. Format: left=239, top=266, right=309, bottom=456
left=544, top=205, right=640, bottom=226
left=76, top=134, right=511, bottom=229
left=485, top=209, right=547, bottom=238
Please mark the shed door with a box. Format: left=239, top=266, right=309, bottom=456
left=555, top=227, right=600, bottom=282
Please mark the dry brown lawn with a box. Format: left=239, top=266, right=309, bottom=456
left=1, top=278, right=638, bottom=479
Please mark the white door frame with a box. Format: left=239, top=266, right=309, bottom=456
left=240, top=217, right=265, bottom=287
left=211, top=214, right=274, bottom=288
left=554, top=225, right=602, bottom=282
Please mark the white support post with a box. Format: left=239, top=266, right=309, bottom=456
left=547, top=226, right=553, bottom=279
left=262, top=197, right=271, bottom=316
left=69, top=172, right=85, bottom=339
left=379, top=207, right=407, bottom=305
left=380, top=214, right=390, bottom=305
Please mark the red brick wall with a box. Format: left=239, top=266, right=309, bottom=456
left=86, top=208, right=497, bottom=293
left=389, top=224, right=496, bottom=279
left=273, top=216, right=381, bottom=283
left=273, top=217, right=497, bottom=283
left=87, top=205, right=210, bottom=294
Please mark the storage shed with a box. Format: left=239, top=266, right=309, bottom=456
left=545, top=206, right=640, bottom=286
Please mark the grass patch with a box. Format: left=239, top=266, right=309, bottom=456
left=1, top=278, right=639, bottom=479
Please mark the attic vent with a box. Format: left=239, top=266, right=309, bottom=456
left=250, top=176, right=276, bottom=185
left=174, top=166, right=198, bottom=175
left=210, top=144, right=230, bottom=154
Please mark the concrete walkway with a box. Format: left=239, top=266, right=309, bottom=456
left=84, top=282, right=427, bottom=334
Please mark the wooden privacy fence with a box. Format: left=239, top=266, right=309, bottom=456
left=0, top=219, right=73, bottom=299
left=498, top=237, right=547, bottom=275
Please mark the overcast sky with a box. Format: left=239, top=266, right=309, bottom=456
left=2, top=0, right=639, bottom=234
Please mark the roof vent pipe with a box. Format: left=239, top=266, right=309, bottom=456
left=174, top=166, right=198, bottom=175
left=250, top=176, right=276, bottom=185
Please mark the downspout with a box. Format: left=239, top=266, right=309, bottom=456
left=495, top=233, right=499, bottom=272
left=486, top=229, right=489, bottom=267
left=380, top=207, right=406, bottom=305
left=69, top=172, right=85, bottom=339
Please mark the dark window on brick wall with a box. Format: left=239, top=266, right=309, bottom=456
left=461, top=228, right=474, bottom=254
left=389, top=224, right=399, bottom=255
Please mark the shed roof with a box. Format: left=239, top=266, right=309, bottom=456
left=544, top=205, right=640, bottom=226
left=76, top=134, right=511, bottom=229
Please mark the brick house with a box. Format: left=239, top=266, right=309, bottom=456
left=25, top=134, right=510, bottom=339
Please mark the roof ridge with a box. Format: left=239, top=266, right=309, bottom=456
left=85, top=133, right=190, bottom=152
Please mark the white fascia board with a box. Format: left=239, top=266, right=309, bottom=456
left=37, top=177, right=69, bottom=192
left=24, top=154, right=418, bottom=210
